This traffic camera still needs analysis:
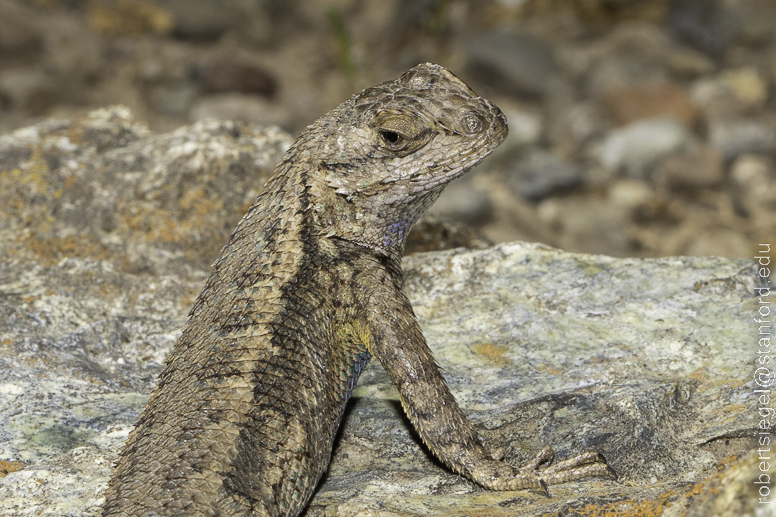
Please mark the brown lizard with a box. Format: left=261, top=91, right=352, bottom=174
left=101, top=63, right=613, bottom=517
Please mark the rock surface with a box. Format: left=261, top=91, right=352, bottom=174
left=0, top=110, right=768, bottom=516
left=0, top=245, right=764, bottom=516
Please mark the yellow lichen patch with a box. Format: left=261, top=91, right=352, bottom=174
left=23, top=232, right=113, bottom=265
left=1, top=339, right=13, bottom=347
left=0, top=460, right=25, bottom=478
left=472, top=343, right=509, bottom=364
left=179, top=187, right=225, bottom=216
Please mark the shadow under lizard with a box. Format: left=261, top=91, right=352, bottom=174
left=102, top=63, right=613, bottom=517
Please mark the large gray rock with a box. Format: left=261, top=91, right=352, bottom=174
left=0, top=109, right=766, bottom=516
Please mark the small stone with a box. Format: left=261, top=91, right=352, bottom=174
left=730, top=154, right=776, bottom=217
left=566, top=101, right=607, bottom=143
left=497, top=103, right=543, bottom=147
left=466, top=28, right=559, bottom=98
left=718, top=66, right=769, bottom=108
left=708, top=117, right=776, bottom=159
left=685, top=229, right=751, bottom=258
left=159, top=0, right=240, bottom=40
left=689, top=77, right=747, bottom=120
left=149, top=84, right=197, bottom=116
left=599, top=117, right=690, bottom=177
left=0, top=0, right=42, bottom=60
left=537, top=196, right=632, bottom=256
left=196, top=61, right=276, bottom=97
left=654, top=144, right=724, bottom=189
left=603, top=81, right=697, bottom=127
left=427, top=179, right=493, bottom=226
left=608, top=179, right=653, bottom=209
left=0, top=66, right=59, bottom=113
left=507, top=150, right=582, bottom=201
left=668, top=0, right=736, bottom=56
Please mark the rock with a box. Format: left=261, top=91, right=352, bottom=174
left=599, top=117, right=691, bottom=178
left=578, top=25, right=674, bottom=99
left=667, top=0, right=736, bottom=56
left=719, top=66, right=770, bottom=108
left=0, top=0, right=42, bottom=62
left=0, top=106, right=293, bottom=274
left=565, top=101, right=607, bottom=144
left=708, top=117, right=776, bottom=160
left=156, top=0, right=271, bottom=44
left=608, top=178, right=654, bottom=209
left=406, top=213, right=493, bottom=254
left=465, top=28, right=560, bottom=98
left=0, top=109, right=764, bottom=517
left=537, top=196, right=633, bottom=256
left=507, top=149, right=582, bottom=201
left=0, top=237, right=762, bottom=515
left=654, top=143, right=725, bottom=189
left=602, top=81, right=697, bottom=127
left=690, top=76, right=750, bottom=120
left=496, top=101, right=543, bottom=147
left=147, top=83, right=197, bottom=115
left=684, top=228, right=752, bottom=257
left=426, top=178, right=493, bottom=226
left=87, top=0, right=174, bottom=36
left=0, top=67, right=59, bottom=114
left=156, top=0, right=240, bottom=40
left=189, top=93, right=292, bottom=129
left=195, top=61, right=276, bottom=97
left=730, top=153, right=776, bottom=218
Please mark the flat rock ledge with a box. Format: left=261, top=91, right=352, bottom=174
left=0, top=108, right=770, bottom=516
left=0, top=243, right=766, bottom=517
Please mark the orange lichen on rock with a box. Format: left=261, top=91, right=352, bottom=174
left=0, top=460, right=25, bottom=478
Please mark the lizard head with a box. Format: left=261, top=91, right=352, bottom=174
left=308, top=63, right=508, bottom=255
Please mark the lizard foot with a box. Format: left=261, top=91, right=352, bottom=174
left=519, top=445, right=617, bottom=487
left=474, top=446, right=615, bottom=494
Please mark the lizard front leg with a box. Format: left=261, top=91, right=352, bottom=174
left=364, top=288, right=614, bottom=493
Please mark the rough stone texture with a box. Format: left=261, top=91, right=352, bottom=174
left=0, top=106, right=293, bottom=275
left=0, top=110, right=768, bottom=516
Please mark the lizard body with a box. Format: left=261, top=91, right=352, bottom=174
left=102, top=63, right=611, bottom=517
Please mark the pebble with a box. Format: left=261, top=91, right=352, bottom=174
left=196, top=61, right=276, bottom=97
left=708, top=117, right=776, bottom=159
left=718, top=67, right=769, bottom=108
left=608, top=179, right=653, bottom=209
left=667, top=0, right=735, bottom=56
left=0, top=0, right=41, bottom=60
left=730, top=154, right=776, bottom=217
left=599, top=117, right=690, bottom=177
left=602, top=81, right=697, bottom=127
left=428, top=179, right=493, bottom=227
left=654, top=144, right=724, bottom=189
left=466, top=28, right=559, bottom=97
left=507, top=150, right=582, bottom=201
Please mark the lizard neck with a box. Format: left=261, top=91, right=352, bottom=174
left=309, top=172, right=445, bottom=260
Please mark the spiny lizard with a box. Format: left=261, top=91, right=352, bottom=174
left=102, top=63, right=612, bottom=517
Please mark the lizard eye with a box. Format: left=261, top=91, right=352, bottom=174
left=371, top=110, right=434, bottom=156
left=380, top=130, right=404, bottom=147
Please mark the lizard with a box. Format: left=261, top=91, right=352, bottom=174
left=101, top=63, right=613, bottom=517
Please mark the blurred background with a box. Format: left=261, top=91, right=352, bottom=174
left=1, top=0, right=774, bottom=259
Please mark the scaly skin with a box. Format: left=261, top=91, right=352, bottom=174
left=102, top=63, right=613, bottom=517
